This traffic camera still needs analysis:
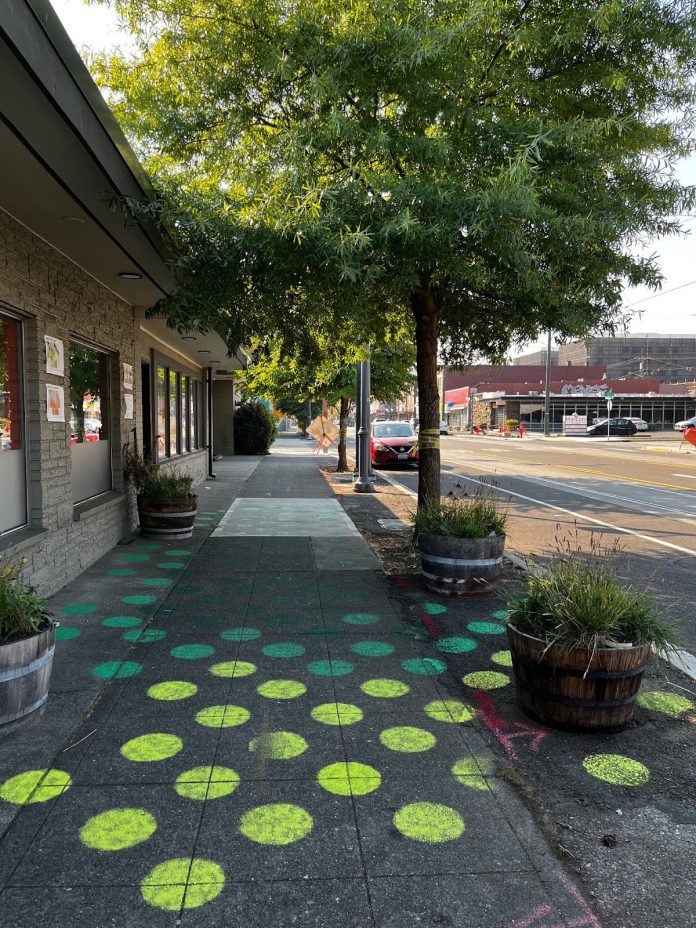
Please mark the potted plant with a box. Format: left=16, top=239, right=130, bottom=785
left=0, top=558, right=55, bottom=737
left=123, top=444, right=197, bottom=540
left=506, top=540, right=677, bottom=732
left=411, top=485, right=507, bottom=596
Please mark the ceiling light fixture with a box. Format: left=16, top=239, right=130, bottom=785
left=118, top=271, right=142, bottom=280
left=197, top=349, right=211, bottom=354
left=181, top=335, right=197, bottom=341
left=62, top=216, right=86, bottom=224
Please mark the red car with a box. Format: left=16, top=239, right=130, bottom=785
left=370, top=420, right=419, bottom=466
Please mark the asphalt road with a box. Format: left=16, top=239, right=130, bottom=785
left=375, top=433, right=696, bottom=654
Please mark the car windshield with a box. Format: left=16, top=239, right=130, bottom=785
left=373, top=424, right=415, bottom=439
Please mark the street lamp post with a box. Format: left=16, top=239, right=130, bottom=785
left=353, top=361, right=362, bottom=477
left=543, top=329, right=552, bottom=436
left=355, top=359, right=374, bottom=493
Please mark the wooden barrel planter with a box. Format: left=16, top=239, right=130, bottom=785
left=0, top=624, right=55, bottom=738
left=137, top=495, right=198, bottom=540
left=417, top=533, right=505, bottom=597
left=507, top=623, right=651, bottom=732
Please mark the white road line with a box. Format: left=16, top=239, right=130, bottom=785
left=673, top=473, right=696, bottom=479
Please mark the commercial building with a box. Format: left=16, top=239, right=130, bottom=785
left=557, top=334, right=696, bottom=383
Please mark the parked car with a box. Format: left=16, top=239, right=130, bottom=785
left=627, top=417, right=649, bottom=432
left=586, top=418, right=637, bottom=437
left=674, top=415, right=696, bottom=432
left=371, top=421, right=419, bottom=466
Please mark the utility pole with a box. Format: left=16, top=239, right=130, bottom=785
left=543, top=329, right=552, bottom=436
left=353, top=361, right=361, bottom=476
left=354, top=359, right=374, bottom=492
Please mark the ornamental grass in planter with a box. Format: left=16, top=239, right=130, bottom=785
left=506, top=540, right=677, bottom=732
left=0, top=558, right=55, bottom=737
left=124, top=445, right=197, bottom=540
left=411, top=486, right=507, bottom=597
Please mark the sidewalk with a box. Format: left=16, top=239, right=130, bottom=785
left=0, top=451, right=607, bottom=926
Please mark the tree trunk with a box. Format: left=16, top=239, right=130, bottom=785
left=337, top=395, right=350, bottom=471
left=411, top=285, right=441, bottom=509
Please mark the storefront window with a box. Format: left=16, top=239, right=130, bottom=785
left=156, top=366, right=167, bottom=457
left=169, top=370, right=179, bottom=456
left=69, top=342, right=111, bottom=503
left=181, top=377, right=190, bottom=451
left=0, top=314, right=26, bottom=533
left=154, top=358, right=202, bottom=459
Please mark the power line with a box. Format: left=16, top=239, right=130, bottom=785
left=623, top=278, right=696, bottom=310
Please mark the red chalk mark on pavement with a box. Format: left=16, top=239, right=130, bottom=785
left=474, top=691, right=548, bottom=762
left=393, top=575, right=411, bottom=589
left=419, top=610, right=441, bottom=637
left=507, top=905, right=553, bottom=928
left=503, top=873, right=602, bottom=928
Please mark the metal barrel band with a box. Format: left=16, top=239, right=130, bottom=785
left=423, top=571, right=491, bottom=586
left=511, top=652, right=646, bottom=680
left=0, top=647, right=54, bottom=683
left=421, top=553, right=503, bottom=568
left=513, top=677, right=639, bottom=708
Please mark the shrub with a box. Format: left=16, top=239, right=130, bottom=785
left=0, top=558, right=48, bottom=644
left=505, top=418, right=519, bottom=430
left=234, top=400, right=278, bottom=454
left=411, top=488, right=507, bottom=540
left=123, top=444, right=193, bottom=502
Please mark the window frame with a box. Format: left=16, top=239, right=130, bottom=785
left=68, top=336, right=113, bottom=504
left=151, top=350, right=204, bottom=462
left=0, top=305, right=28, bottom=535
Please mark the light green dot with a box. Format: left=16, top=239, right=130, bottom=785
left=637, top=690, right=694, bottom=718
left=311, top=703, right=364, bottom=726
left=124, top=554, right=150, bottom=562
left=307, top=659, right=354, bottom=677
left=120, top=734, right=183, bottom=762
left=360, top=678, right=410, bottom=698
left=141, top=858, right=225, bottom=911
left=55, top=627, right=80, bottom=641
left=209, top=660, right=256, bottom=678
left=195, top=705, right=251, bottom=728
left=103, top=616, right=141, bottom=628
left=257, top=679, right=307, bottom=700
left=61, top=603, right=97, bottom=615
left=141, top=577, right=172, bottom=587
left=491, top=650, right=513, bottom=668
left=424, top=602, right=448, bottom=615
left=221, top=627, right=260, bottom=642
left=436, top=636, right=477, bottom=654
left=380, top=726, right=436, bottom=753
left=350, top=641, right=395, bottom=657
left=107, top=568, right=136, bottom=577
left=80, top=808, right=157, bottom=850
left=343, top=613, right=380, bottom=625
left=463, top=671, right=510, bottom=690
left=92, top=661, right=143, bottom=680
left=401, top=657, right=447, bottom=676
left=239, top=803, right=313, bottom=845
left=583, top=754, right=650, bottom=786
left=0, top=769, right=71, bottom=804
left=249, top=731, right=308, bottom=760
left=175, top=766, right=240, bottom=800
left=123, top=628, right=167, bottom=643
left=147, top=681, right=198, bottom=701
left=122, top=595, right=157, bottom=606
left=171, top=644, right=215, bottom=660
left=394, top=802, right=464, bottom=843
left=317, top=762, right=381, bottom=796
left=452, top=757, right=496, bottom=791
left=467, top=622, right=506, bottom=635
left=424, top=699, right=475, bottom=723
left=157, top=561, right=186, bottom=570
left=262, top=643, right=306, bottom=658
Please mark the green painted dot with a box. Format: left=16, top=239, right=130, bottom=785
left=257, top=679, right=307, bottom=699
left=583, top=754, right=650, bottom=786
left=55, top=627, right=80, bottom=641
left=141, top=858, right=224, bottom=911
left=141, top=544, right=161, bottom=551
left=436, top=636, right=477, bottom=654
left=452, top=757, right=496, bottom=791
left=92, top=661, right=143, bottom=680
left=249, top=731, right=308, bottom=760
left=141, top=577, right=172, bottom=588
left=317, top=762, right=381, bottom=796
left=166, top=549, right=191, bottom=557
left=103, top=616, right=141, bottom=628
left=157, top=561, right=186, bottom=570
left=175, top=766, right=240, bottom=800
left=61, top=603, right=97, bottom=615
left=637, top=690, right=694, bottom=718
left=262, top=643, right=306, bottom=658
left=350, top=641, right=395, bottom=657
left=123, top=628, right=167, bottom=643
left=424, top=602, right=447, bottom=615
left=209, top=660, right=256, bottom=678
left=147, top=681, right=198, bottom=701
left=170, top=644, right=215, bottom=660
left=463, top=671, right=510, bottom=690
left=196, top=705, right=251, bottom=728
left=343, top=613, right=380, bottom=625
left=0, top=769, right=71, bottom=804
left=239, top=803, right=313, bottom=845
left=360, top=678, right=409, bottom=698
left=122, top=595, right=157, bottom=606
left=467, top=622, right=506, bottom=635
left=492, top=609, right=509, bottom=620
left=424, top=699, right=475, bottom=723
left=491, top=650, right=513, bottom=668
left=394, top=802, right=464, bottom=843
left=80, top=808, right=157, bottom=850
left=121, top=733, right=183, bottom=762
left=380, top=726, right=436, bottom=753
left=311, top=703, right=364, bottom=726
left=107, top=568, right=136, bottom=577
left=124, top=554, right=150, bottom=562
left=307, top=659, right=354, bottom=677
left=401, top=657, right=447, bottom=676
left=221, top=627, right=261, bottom=642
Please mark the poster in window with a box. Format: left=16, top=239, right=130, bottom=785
left=44, top=335, right=64, bottom=376
left=46, top=384, right=65, bottom=422
left=124, top=393, right=134, bottom=420
left=123, top=362, right=134, bottom=391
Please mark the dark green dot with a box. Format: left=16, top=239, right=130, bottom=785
left=307, top=659, right=354, bottom=677
left=123, top=554, right=150, bottom=562
left=401, top=658, right=447, bottom=676
left=123, top=629, right=167, bottom=643
left=166, top=550, right=191, bottom=557
left=107, top=568, right=136, bottom=577
left=467, top=622, right=506, bottom=635
left=55, top=627, right=80, bottom=641
left=92, top=661, right=143, bottom=680
left=170, top=644, right=215, bottom=660
left=436, top=637, right=478, bottom=654
left=122, top=595, right=157, bottom=606
left=103, top=616, right=142, bottom=629
left=343, top=613, right=380, bottom=626
left=491, top=610, right=509, bottom=620
left=424, top=603, right=448, bottom=615
left=221, top=628, right=260, bottom=642
left=61, top=603, right=97, bottom=615
left=157, top=562, right=185, bottom=570
left=350, top=641, right=395, bottom=657
left=141, top=544, right=161, bottom=551
left=262, top=643, right=306, bottom=658
left=141, top=577, right=172, bottom=588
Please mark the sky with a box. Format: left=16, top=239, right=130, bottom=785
left=53, top=0, right=696, bottom=353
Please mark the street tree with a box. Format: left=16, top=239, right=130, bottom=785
left=94, top=0, right=696, bottom=506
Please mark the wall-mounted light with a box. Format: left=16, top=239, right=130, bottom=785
left=118, top=271, right=142, bottom=280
